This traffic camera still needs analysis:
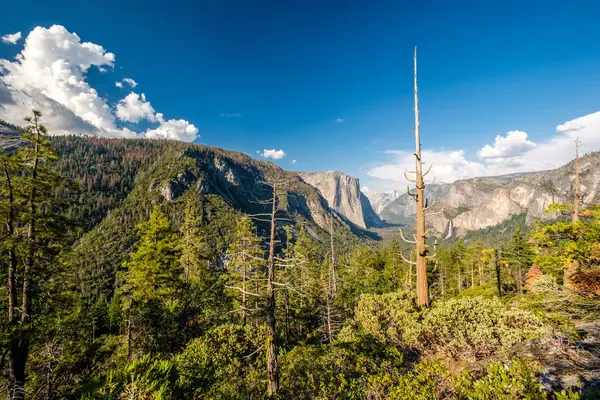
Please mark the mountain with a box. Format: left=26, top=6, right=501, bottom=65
left=362, top=189, right=401, bottom=214
left=380, top=152, right=600, bottom=237
left=1, top=126, right=372, bottom=295
left=299, top=171, right=384, bottom=229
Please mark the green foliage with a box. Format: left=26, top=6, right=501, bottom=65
left=422, top=297, right=545, bottom=358
left=454, top=358, right=546, bottom=399
left=444, top=205, right=471, bottom=219
left=82, top=354, right=176, bottom=399
left=1, top=121, right=598, bottom=399
left=353, top=292, right=422, bottom=348
left=120, top=206, right=182, bottom=305
left=279, top=334, right=403, bottom=400
left=455, top=282, right=499, bottom=299
left=174, top=324, right=265, bottom=399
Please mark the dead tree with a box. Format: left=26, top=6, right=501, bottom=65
left=227, top=181, right=296, bottom=398
left=572, top=138, right=581, bottom=224
left=324, top=216, right=338, bottom=341
left=400, top=47, right=435, bottom=306
left=495, top=249, right=503, bottom=297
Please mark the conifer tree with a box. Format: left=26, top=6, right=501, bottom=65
left=503, top=228, right=534, bottom=294
left=226, top=215, right=265, bottom=326
left=0, top=110, right=71, bottom=400
left=119, top=206, right=182, bottom=356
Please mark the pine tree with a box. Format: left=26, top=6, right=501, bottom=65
left=0, top=110, right=71, bottom=400
left=503, top=228, right=534, bottom=294
left=179, top=198, right=210, bottom=285
left=119, top=206, right=182, bottom=356
left=226, top=215, right=265, bottom=326
left=120, top=206, right=182, bottom=303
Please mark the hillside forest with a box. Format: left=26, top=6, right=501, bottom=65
left=1, top=111, right=600, bottom=399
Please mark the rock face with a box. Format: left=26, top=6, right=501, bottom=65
left=363, top=190, right=401, bottom=214
left=299, top=171, right=384, bottom=229
left=149, top=148, right=354, bottom=234
left=380, top=151, right=600, bottom=237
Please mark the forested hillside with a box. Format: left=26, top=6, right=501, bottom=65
left=1, top=114, right=600, bottom=399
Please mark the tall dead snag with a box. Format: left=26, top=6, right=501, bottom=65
left=495, top=249, right=503, bottom=297
left=572, top=138, right=581, bottom=224
left=400, top=47, right=434, bottom=306
left=325, top=216, right=338, bottom=342
left=265, top=184, right=279, bottom=398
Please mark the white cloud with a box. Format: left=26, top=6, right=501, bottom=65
left=1, top=32, right=22, bottom=45
left=478, top=130, right=537, bottom=160
left=122, top=77, right=137, bottom=88
left=261, top=149, right=286, bottom=160
left=292, top=159, right=297, bottom=164
left=0, top=25, right=117, bottom=133
left=335, top=118, right=345, bottom=123
left=220, top=113, right=241, bottom=117
left=366, top=111, right=600, bottom=189
left=116, top=92, right=156, bottom=123
left=145, top=118, right=198, bottom=141
left=0, top=25, right=198, bottom=142
left=368, top=149, right=489, bottom=184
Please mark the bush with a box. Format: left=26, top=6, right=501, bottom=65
left=279, top=334, right=403, bottom=400
left=81, top=354, right=176, bottom=399
left=174, top=324, right=265, bottom=399
left=422, top=297, right=545, bottom=358
left=456, top=282, right=499, bottom=299
left=353, top=291, right=422, bottom=349
left=454, top=358, right=546, bottom=399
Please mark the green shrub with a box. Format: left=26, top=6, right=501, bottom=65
left=422, top=297, right=545, bottom=358
left=454, top=358, right=546, bottom=399
left=81, top=354, right=176, bottom=399
left=174, top=323, right=265, bottom=399
left=366, top=360, right=450, bottom=400
left=456, top=282, right=499, bottom=299
left=353, top=291, right=422, bottom=349
left=279, top=334, right=403, bottom=400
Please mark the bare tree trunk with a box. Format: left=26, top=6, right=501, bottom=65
left=440, top=262, right=445, bottom=297
left=412, top=47, right=429, bottom=306
left=329, top=218, right=337, bottom=296
left=325, top=298, right=333, bottom=342
left=471, top=260, right=475, bottom=288
left=495, top=250, right=503, bottom=297
left=242, top=265, right=247, bottom=327
left=572, top=138, right=581, bottom=224
left=479, top=259, right=484, bottom=286
left=266, top=185, right=279, bottom=399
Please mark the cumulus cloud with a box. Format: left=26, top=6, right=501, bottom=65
left=115, top=82, right=123, bottom=88
left=478, top=130, right=537, bottom=160
left=367, top=111, right=600, bottom=188
left=368, top=149, right=489, bottom=184
left=0, top=25, right=198, bottom=142
left=122, top=78, right=137, bottom=88
left=1, top=32, right=22, bottom=45
left=292, top=159, right=297, bottom=164
left=116, top=92, right=156, bottom=123
left=261, top=149, right=286, bottom=160
left=335, top=118, right=345, bottom=123
left=145, top=118, right=198, bottom=141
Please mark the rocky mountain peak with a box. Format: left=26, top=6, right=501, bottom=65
left=299, top=170, right=383, bottom=229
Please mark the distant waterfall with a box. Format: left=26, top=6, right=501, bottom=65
left=443, top=220, right=454, bottom=240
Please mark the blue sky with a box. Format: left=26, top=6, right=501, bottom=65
left=1, top=0, right=600, bottom=191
